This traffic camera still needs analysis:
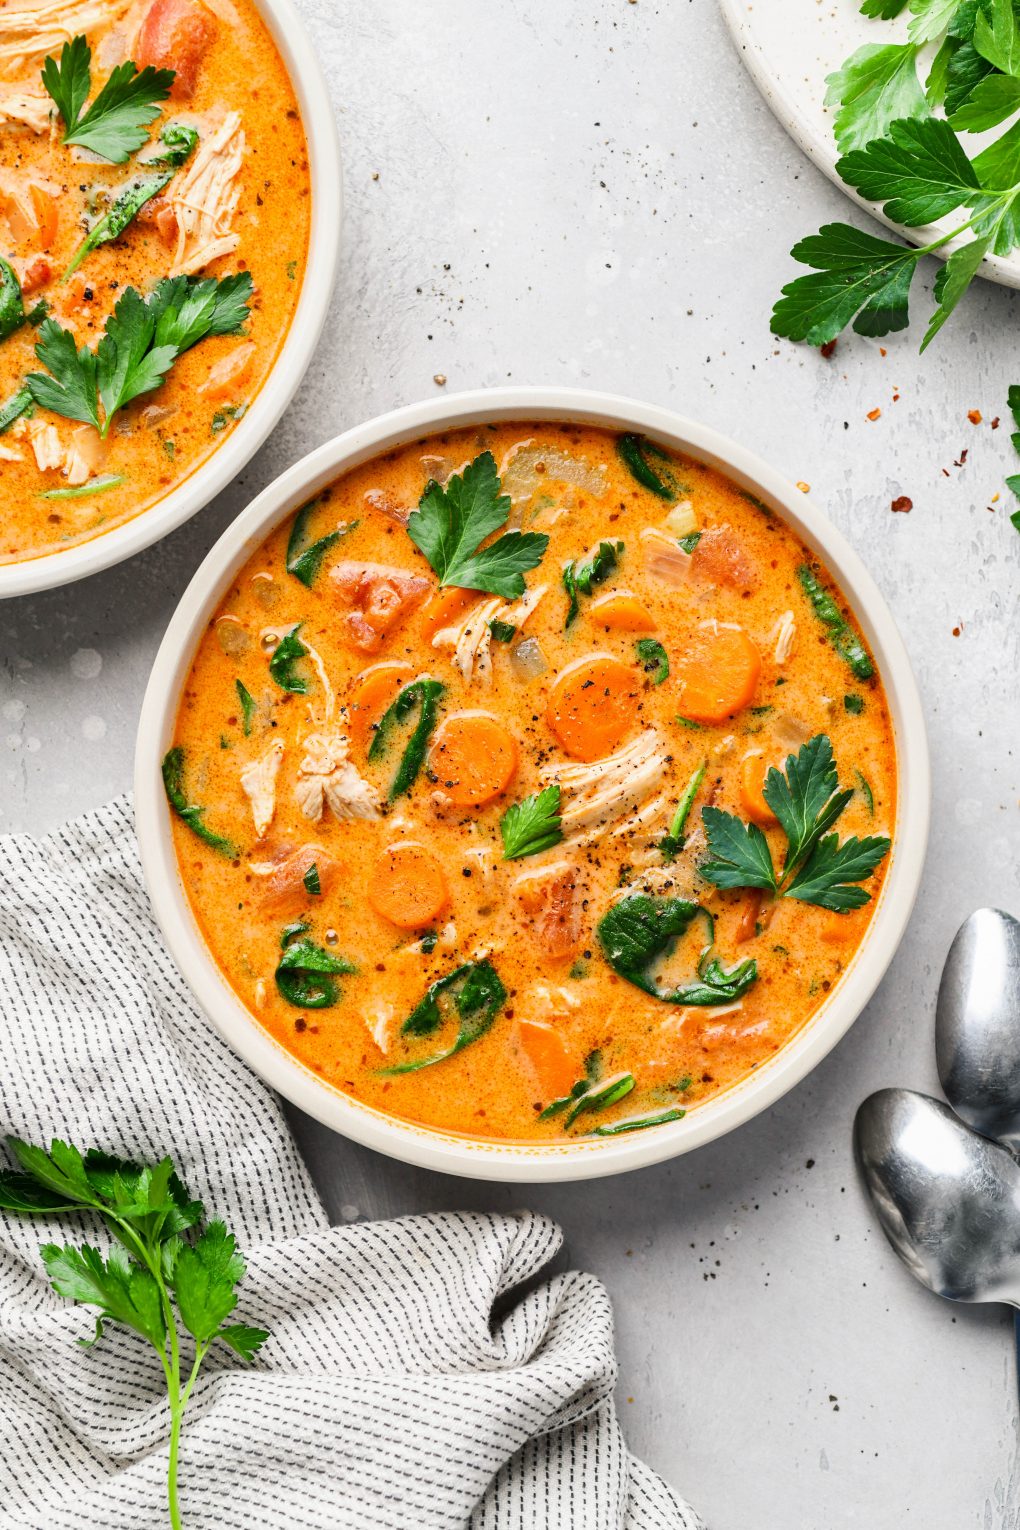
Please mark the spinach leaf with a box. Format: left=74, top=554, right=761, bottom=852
left=64, top=172, right=174, bottom=280
left=593, top=1107, right=685, bottom=1135
left=0, top=257, right=24, bottom=342
left=617, top=433, right=687, bottom=499
left=161, top=747, right=237, bottom=856
left=658, top=760, right=707, bottom=862
left=235, top=680, right=257, bottom=736
left=596, top=895, right=759, bottom=1005
left=797, top=564, right=875, bottom=679
left=562, top=539, right=623, bottom=628
left=268, top=629, right=309, bottom=694
left=145, top=120, right=199, bottom=169
left=367, top=677, right=444, bottom=799
left=286, top=497, right=355, bottom=586
left=274, top=939, right=355, bottom=1008
left=379, top=959, right=507, bottom=1074
left=488, top=618, right=516, bottom=642
left=635, top=637, right=669, bottom=684
left=303, top=863, right=321, bottom=896
left=0, top=388, right=35, bottom=435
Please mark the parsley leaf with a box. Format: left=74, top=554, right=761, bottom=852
left=0, top=1137, right=266, bottom=1524
left=42, top=36, right=175, bottom=163
left=771, top=223, right=920, bottom=346
left=973, top=0, right=1020, bottom=75
left=824, top=43, right=928, bottom=153
left=500, top=785, right=563, bottom=859
left=26, top=274, right=253, bottom=437
left=701, top=735, right=891, bottom=913
left=407, top=450, right=549, bottom=599
left=0, top=256, right=24, bottom=342
left=837, top=116, right=980, bottom=225
left=907, top=0, right=962, bottom=45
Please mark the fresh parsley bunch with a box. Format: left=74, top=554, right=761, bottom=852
left=407, top=450, right=549, bottom=598
left=772, top=0, right=1020, bottom=349
left=0, top=1138, right=267, bottom=1530
left=26, top=272, right=253, bottom=437
left=702, top=734, right=891, bottom=912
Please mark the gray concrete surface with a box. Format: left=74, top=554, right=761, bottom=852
left=2, top=1, right=1019, bottom=1525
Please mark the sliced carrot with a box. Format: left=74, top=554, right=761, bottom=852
left=347, top=661, right=413, bottom=754
left=675, top=622, right=761, bottom=725
left=368, top=842, right=449, bottom=929
left=517, top=1019, right=576, bottom=1100
left=735, top=888, right=764, bottom=943
left=428, top=711, right=519, bottom=807
left=739, top=752, right=778, bottom=826
left=546, top=653, right=640, bottom=761
left=419, top=585, right=478, bottom=641
left=589, top=591, right=657, bottom=632
left=3, top=182, right=58, bottom=249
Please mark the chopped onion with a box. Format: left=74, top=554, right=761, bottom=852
left=510, top=635, right=548, bottom=679
left=250, top=572, right=280, bottom=610
left=664, top=500, right=698, bottom=536
left=501, top=441, right=608, bottom=502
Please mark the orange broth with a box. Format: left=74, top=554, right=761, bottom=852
left=167, top=423, right=898, bottom=1143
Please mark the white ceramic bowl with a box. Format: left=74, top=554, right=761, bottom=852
left=135, top=387, right=930, bottom=1183
left=0, top=0, right=342, bottom=601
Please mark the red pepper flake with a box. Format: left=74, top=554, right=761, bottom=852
left=953, top=447, right=969, bottom=468
left=879, top=347, right=887, bottom=357
left=952, top=623, right=963, bottom=637
left=942, top=468, right=950, bottom=478
left=866, top=408, right=882, bottom=421
left=967, top=409, right=982, bottom=424
left=820, top=339, right=837, bottom=359
left=992, top=417, right=1000, bottom=429
left=891, top=495, right=913, bottom=513
left=892, top=392, right=901, bottom=402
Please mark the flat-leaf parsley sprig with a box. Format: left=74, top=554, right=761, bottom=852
left=0, top=1137, right=268, bottom=1530
left=407, top=450, right=549, bottom=599
left=701, top=734, right=891, bottom=912
left=772, top=0, right=1020, bottom=349
left=42, top=34, right=174, bottom=163
left=26, top=272, right=253, bottom=437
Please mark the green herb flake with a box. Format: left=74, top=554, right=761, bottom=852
left=303, top=862, right=321, bottom=897
left=562, top=539, right=623, bottom=628
left=488, top=618, right=517, bottom=643
left=268, top=628, right=309, bottom=695
left=844, top=693, right=865, bottom=714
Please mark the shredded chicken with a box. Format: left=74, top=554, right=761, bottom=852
left=25, top=419, right=62, bottom=472
left=541, top=730, right=668, bottom=846
left=771, top=610, right=796, bottom=664
left=0, top=84, right=51, bottom=131
left=0, top=0, right=133, bottom=77
left=168, top=109, right=244, bottom=275
left=62, top=425, right=105, bottom=485
left=295, top=729, right=380, bottom=824
left=362, top=999, right=394, bottom=1055
left=432, top=583, right=547, bottom=686
left=641, top=527, right=693, bottom=586
left=239, top=738, right=284, bottom=838
left=0, top=442, right=22, bottom=461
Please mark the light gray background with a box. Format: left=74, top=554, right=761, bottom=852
left=2, top=1, right=1019, bottom=1525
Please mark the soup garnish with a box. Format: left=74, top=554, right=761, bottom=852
left=0, top=1, right=309, bottom=563
left=165, top=423, right=896, bottom=1142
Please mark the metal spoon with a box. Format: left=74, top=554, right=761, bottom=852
left=936, top=909, right=1020, bottom=1150
left=854, top=1088, right=1020, bottom=1307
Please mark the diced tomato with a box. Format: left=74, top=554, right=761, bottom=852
left=137, top=195, right=179, bottom=245
left=516, top=864, right=581, bottom=962
left=254, top=845, right=336, bottom=908
left=136, top=0, right=217, bottom=98
left=691, top=526, right=759, bottom=593
left=21, top=256, right=51, bottom=293
left=330, top=561, right=431, bottom=653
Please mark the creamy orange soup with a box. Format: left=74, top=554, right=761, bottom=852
left=0, top=0, right=309, bottom=563
left=166, top=423, right=897, bottom=1143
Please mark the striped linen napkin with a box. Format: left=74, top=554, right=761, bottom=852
left=0, top=798, right=700, bottom=1530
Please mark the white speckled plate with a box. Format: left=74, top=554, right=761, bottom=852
left=718, top=0, right=1020, bottom=290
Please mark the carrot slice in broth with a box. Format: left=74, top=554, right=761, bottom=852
left=546, top=654, right=640, bottom=761
left=419, top=585, right=479, bottom=641
left=348, top=662, right=413, bottom=754
left=675, top=622, right=761, bottom=724
left=368, top=842, right=449, bottom=929
left=429, top=711, right=519, bottom=807
left=739, top=751, right=778, bottom=826
left=589, top=591, right=657, bottom=632
left=517, top=1019, right=576, bottom=1100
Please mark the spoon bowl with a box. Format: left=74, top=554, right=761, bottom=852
left=936, top=909, right=1020, bottom=1150
left=854, top=1088, right=1020, bottom=1308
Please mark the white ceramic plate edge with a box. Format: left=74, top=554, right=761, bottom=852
left=135, top=386, right=931, bottom=1183
left=0, top=0, right=343, bottom=600
left=717, top=0, right=1020, bottom=292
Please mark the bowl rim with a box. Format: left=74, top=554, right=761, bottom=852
left=0, top=0, right=342, bottom=601
left=134, top=386, right=931, bottom=1183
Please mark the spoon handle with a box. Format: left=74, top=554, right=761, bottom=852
left=1015, top=1312, right=1020, bottom=1414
